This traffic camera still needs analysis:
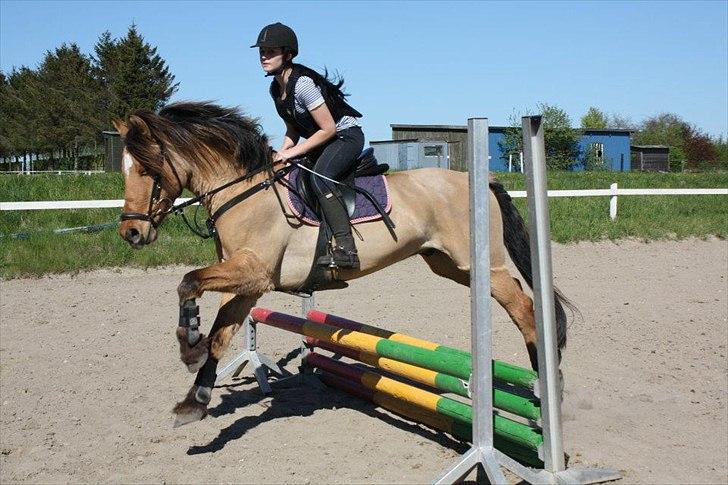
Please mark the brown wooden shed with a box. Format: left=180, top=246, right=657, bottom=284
left=631, top=145, right=670, bottom=172
left=391, top=124, right=468, bottom=171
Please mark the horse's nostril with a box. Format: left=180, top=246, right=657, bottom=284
left=125, top=228, right=141, bottom=243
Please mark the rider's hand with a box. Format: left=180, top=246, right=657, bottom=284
left=277, top=148, right=297, bottom=161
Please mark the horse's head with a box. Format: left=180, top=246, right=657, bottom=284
left=114, top=102, right=271, bottom=249
left=114, top=114, right=185, bottom=248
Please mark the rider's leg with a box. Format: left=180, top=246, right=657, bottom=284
left=310, top=127, right=364, bottom=269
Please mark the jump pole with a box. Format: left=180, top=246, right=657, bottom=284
left=434, top=117, right=621, bottom=484
left=433, top=118, right=504, bottom=483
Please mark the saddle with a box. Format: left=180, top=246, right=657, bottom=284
left=290, top=148, right=388, bottom=221
left=287, top=148, right=396, bottom=295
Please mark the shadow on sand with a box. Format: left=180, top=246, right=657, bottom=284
left=185, top=352, right=469, bottom=458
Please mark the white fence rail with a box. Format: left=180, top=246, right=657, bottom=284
left=1, top=186, right=726, bottom=220
left=0, top=170, right=105, bottom=175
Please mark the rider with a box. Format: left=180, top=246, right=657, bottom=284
left=252, top=22, right=364, bottom=270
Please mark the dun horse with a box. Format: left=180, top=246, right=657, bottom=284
left=114, top=102, right=572, bottom=427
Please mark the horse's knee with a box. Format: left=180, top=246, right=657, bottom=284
left=178, top=272, right=202, bottom=300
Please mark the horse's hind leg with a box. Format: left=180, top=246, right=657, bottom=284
left=173, top=293, right=258, bottom=427
left=490, top=267, right=538, bottom=370
left=421, top=251, right=538, bottom=370
left=420, top=249, right=469, bottom=286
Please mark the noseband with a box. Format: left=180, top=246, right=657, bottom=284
left=119, top=174, right=170, bottom=228
left=119, top=129, right=186, bottom=230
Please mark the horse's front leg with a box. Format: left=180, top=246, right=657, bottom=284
left=173, top=293, right=260, bottom=427
left=175, top=249, right=274, bottom=373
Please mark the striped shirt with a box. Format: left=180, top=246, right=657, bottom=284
left=293, top=76, right=360, bottom=132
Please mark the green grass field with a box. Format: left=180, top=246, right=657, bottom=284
left=1, top=171, right=726, bottom=278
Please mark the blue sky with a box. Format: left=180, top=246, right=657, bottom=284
left=1, top=0, right=726, bottom=146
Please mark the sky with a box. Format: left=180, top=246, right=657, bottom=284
left=1, top=0, right=727, bottom=146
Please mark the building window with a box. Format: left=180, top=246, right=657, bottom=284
left=590, top=143, right=604, bottom=160
left=424, top=145, right=443, bottom=157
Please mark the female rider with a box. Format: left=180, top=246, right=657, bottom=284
left=252, top=22, right=364, bottom=270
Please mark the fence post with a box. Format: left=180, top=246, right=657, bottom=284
left=609, top=183, right=618, bottom=220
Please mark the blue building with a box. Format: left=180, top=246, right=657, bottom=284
left=378, top=124, right=633, bottom=172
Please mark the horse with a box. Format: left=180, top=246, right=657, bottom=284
left=113, top=101, right=573, bottom=427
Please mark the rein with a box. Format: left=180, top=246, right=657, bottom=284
left=170, top=161, right=297, bottom=260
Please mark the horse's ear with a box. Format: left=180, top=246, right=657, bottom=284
left=112, top=118, right=128, bottom=137
left=128, top=114, right=152, bottom=139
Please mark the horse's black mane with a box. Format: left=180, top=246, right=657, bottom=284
left=159, top=101, right=270, bottom=171
left=126, top=101, right=270, bottom=180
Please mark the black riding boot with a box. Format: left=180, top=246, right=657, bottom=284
left=316, top=191, right=360, bottom=270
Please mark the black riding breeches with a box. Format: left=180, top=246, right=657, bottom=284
left=309, top=126, right=365, bottom=197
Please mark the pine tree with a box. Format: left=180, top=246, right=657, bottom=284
left=0, top=67, right=44, bottom=165
left=93, top=31, right=120, bottom=126
left=0, top=72, right=10, bottom=157
left=36, top=43, right=105, bottom=166
left=97, top=24, right=178, bottom=122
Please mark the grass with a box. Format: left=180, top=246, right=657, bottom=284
left=1, top=171, right=726, bottom=278
left=0, top=174, right=216, bottom=277
left=496, top=171, right=728, bottom=241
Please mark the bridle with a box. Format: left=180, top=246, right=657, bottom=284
left=119, top=134, right=186, bottom=240
left=119, top=173, right=171, bottom=229
left=119, top=132, right=296, bottom=260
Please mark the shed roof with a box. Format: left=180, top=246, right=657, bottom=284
left=391, top=124, right=633, bottom=134
left=370, top=138, right=447, bottom=144
left=582, top=128, right=634, bottom=134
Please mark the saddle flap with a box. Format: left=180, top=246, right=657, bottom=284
left=295, top=167, right=357, bottom=218
left=286, top=167, right=392, bottom=227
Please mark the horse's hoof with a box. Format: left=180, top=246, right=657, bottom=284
left=176, top=327, right=209, bottom=373
left=172, top=407, right=207, bottom=428
left=172, top=388, right=208, bottom=428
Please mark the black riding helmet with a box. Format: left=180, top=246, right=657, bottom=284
left=251, top=22, right=298, bottom=58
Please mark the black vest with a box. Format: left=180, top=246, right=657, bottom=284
left=270, top=64, right=362, bottom=139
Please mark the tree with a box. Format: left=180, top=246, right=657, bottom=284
left=607, top=113, right=636, bottom=130
left=95, top=24, right=179, bottom=123
left=539, top=103, right=580, bottom=170
left=714, top=136, right=728, bottom=170
left=580, top=107, right=608, bottom=129
left=35, top=44, right=105, bottom=167
left=0, top=67, right=44, bottom=166
left=93, top=31, right=120, bottom=125
left=497, top=110, right=524, bottom=171
left=632, top=113, right=689, bottom=169
left=498, top=104, right=580, bottom=171
left=683, top=126, right=717, bottom=170
left=0, top=72, right=10, bottom=157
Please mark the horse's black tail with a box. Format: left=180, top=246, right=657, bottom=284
left=489, top=180, right=575, bottom=355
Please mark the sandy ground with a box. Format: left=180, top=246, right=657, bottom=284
left=1, top=238, right=726, bottom=484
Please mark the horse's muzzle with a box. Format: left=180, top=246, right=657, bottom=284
left=120, top=222, right=157, bottom=248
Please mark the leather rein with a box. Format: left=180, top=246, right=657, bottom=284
left=119, top=137, right=296, bottom=261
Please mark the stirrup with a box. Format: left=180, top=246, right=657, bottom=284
left=316, top=246, right=360, bottom=270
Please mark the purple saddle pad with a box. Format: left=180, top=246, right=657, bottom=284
left=284, top=167, right=392, bottom=226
